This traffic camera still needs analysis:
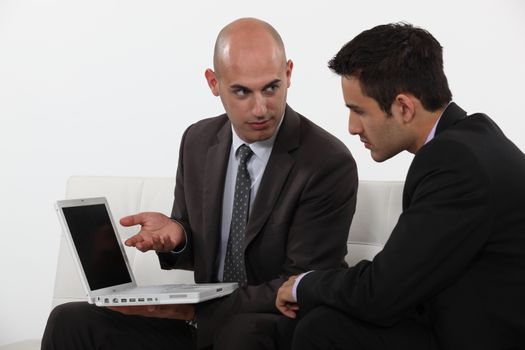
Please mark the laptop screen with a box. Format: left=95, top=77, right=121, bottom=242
left=61, top=204, right=132, bottom=290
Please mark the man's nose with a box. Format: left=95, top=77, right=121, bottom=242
left=348, top=111, right=362, bottom=135
left=252, top=94, right=268, bottom=117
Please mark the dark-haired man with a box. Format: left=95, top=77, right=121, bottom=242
left=42, top=18, right=357, bottom=350
left=277, top=23, right=525, bottom=349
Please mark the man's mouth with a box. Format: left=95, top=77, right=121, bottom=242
left=248, top=119, right=271, bottom=130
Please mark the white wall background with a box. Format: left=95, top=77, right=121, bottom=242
left=0, top=0, right=524, bottom=344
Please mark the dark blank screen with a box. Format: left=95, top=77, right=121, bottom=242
left=62, top=204, right=132, bottom=290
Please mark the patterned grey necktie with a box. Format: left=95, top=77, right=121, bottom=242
left=223, top=144, right=253, bottom=286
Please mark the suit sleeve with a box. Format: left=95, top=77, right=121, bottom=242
left=297, top=140, right=493, bottom=326
left=157, top=126, right=195, bottom=270
left=194, top=148, right=358, bottom=347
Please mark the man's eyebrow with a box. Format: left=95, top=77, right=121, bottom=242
left=229, top=84, right=251, bottom=91
left=262, top=79, right=282, bottom=90
left=229, top=79, right=282, bottom=92
left=346, top=103, right=362, bottom=110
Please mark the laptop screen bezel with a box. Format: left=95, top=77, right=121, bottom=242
left=55, top=197, right=137, bottom=298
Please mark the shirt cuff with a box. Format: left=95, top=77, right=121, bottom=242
left=292, top=271, right=313, bottom=302
left=170, top=219, right=188, bottom=254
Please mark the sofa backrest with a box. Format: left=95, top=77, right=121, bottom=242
left=52, top=176, right=403, bottom=308
left=347, top=180, right=403, bottom=265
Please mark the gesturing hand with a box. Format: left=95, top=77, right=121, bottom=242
left=121, top=212, right=185, bottom=252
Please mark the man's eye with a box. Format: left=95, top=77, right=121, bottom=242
left=263, top=85, right=278, bottom=95
left=233, top=89, right=249, bottom=97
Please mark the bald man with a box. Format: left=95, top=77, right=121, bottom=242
left=41, top=18, right=357, bottom=350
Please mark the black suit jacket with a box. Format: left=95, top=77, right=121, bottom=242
left=159, top=105, right=358, bottom=347
left=297, top=103, right=525, bottom=349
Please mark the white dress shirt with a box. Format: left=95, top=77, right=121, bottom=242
left=216, top=116, right=284, bottom=281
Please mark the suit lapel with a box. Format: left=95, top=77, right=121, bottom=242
left=202, top=120, right=232, bottom=281
left=245, top=105, right=300, bottom=246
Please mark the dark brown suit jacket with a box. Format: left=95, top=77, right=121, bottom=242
left=297, top=103, right=525, bottom=349
left=159, top=105, right=358, bottom=347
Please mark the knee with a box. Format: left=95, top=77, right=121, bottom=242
left=214, top=314, right=257, bottom=349
left=46, top=302, right=82, bottom=331
left=292, top=306, right=351, bottom=349
left=42, top=302, right=92, bottom=349
left=295, top=306, right=332, bottom=337
left=214, top=313, right=280, bottom=350
left=290, top=308, right=325, bottom=350
left=213, top=315, right=250, bottom=350
left=46, top=302, right=102, bottom=335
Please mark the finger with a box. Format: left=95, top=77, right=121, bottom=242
left=131, top=234, right=152, bottom=251
left=276, top=302, right=297, bottom=319
left=125, top=233, right=144, bottom=247
left=153, top=234, right=176, bottom=252
left=120, top=213, right=147, bottom=227
left=107, top=306, right=122, bottom=313
left=283, top=309, right=297, bottom=318
left=172, top=304, right=194, bottom=320
left=285, top=303, right=299, bottom=312
left=136, top=240, right=154, bottom=252
left=151, top=234, right=166, bottom=251
left=146, top=305, right=157, bottom=312
left=107, top=306, right=141, bottom=315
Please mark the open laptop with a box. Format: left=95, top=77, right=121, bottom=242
left=55, top=197, right=237, bottom=306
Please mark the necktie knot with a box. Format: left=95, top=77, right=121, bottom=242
left=238, top=144, right=253, bottom=164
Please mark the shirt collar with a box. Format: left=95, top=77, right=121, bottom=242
left=424, top=101, right=452, bottom=144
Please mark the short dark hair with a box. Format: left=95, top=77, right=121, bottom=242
left=328, top=23, right=452, bottom=113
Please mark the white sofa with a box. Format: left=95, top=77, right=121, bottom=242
left=1, top=176, right=403, bottom=350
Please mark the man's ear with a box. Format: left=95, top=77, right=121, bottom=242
left=392, top=93, right=416, bottom=124
left=205, top=68, right=220, bottom=96
left=285, top=59, right=293, bottom=88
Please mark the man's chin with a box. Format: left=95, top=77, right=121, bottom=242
left=247, top=125, right=278, bottom=141
left=371, top=150, right=400, bottom=163
left=371, top=151, right=387, bottom=163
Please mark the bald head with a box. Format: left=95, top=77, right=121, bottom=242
left=204, top=18, right=293, bottom=143
left=213, top=18, right=287, bottom=76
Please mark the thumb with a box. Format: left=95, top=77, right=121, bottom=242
left=120, top=213, right=147, bottom=227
